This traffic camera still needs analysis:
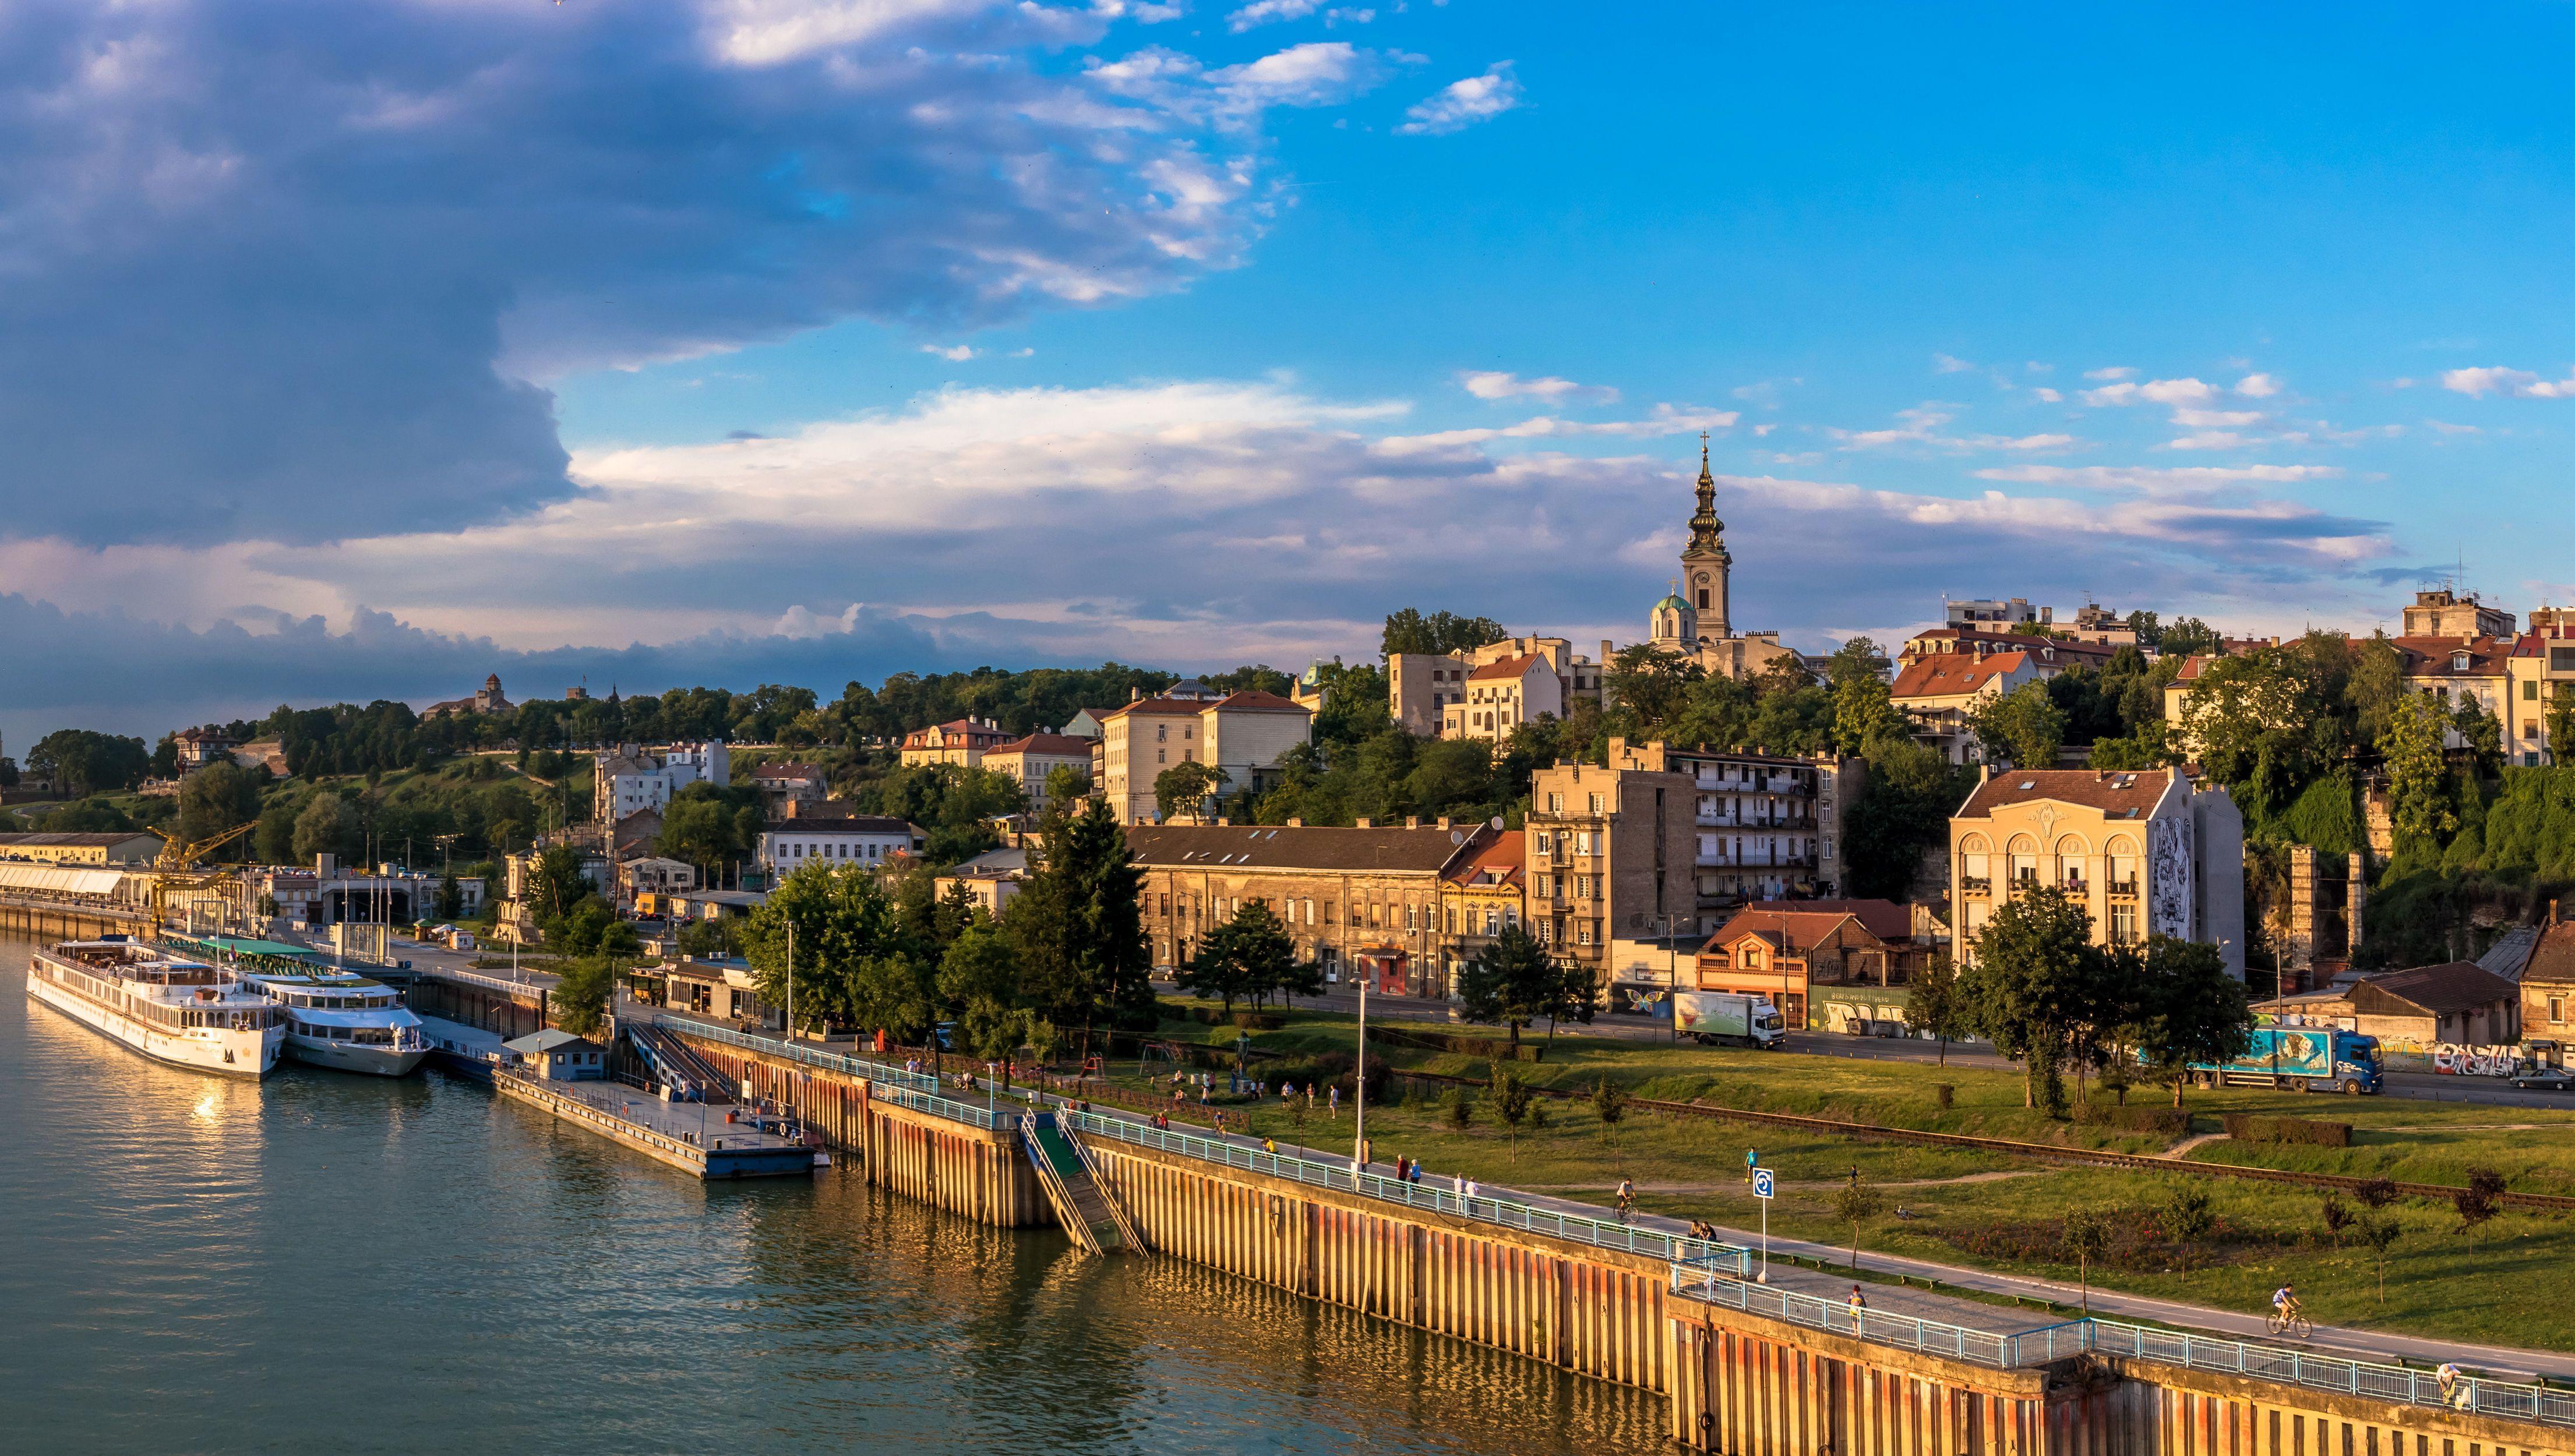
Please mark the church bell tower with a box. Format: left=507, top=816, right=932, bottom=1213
left=1681, top=434, right=1731, bottom=640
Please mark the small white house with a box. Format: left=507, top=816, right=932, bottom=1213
left=506, top=1028, right=606, bottom=1081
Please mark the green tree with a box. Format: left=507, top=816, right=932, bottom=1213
left=1826, top=638, right=1903, bottom=755
left=1153, top=759, right=1230, bottom=822
left=1844, top=733, right=1971, bottom=900
left=1605, top=642, right=1706, bottom=730
left=25, top=729, right=151, bottom=797
left=1007, top=794, right=1154, bottom=1048
left=2133, top=935, right=2253, bottom=1107
left=1964, top=885, right=2100, bottom=1114
left=1042, top=764, right=1092, bottom=810
left=525, top=846, right=593, bottom=925
left=1186, top=899, right=1294, bottom=1012
left=434, top=875, right=464, bottom=920
left=2160, top=616, right=2223, bottom=657
left=657, top=781, right=766, bottom=874
left=291, top=793, right=359, bottom=865
left=1487, top=1060, right=1536, bottom=1160
left=2382, top=692, right=2459, bottom=851
left=1903, top=953, right=1969, bottom=1066
left=1967, top=680, right=2067, bottom=769
left=939, top=915, right=1031, bottom=1065
left=1590, top=1076, right=1630, bottom=1148
left=175, top=761, right=262, bottom=851
left=1457, top=925, right=1582, bottom=1057
left=1381, top=608, right=1507, bottom=659
left=1833, top=1174, right=1885, bottom=1269
left=551, top=956, right=617, bottom=1038
left=743, top=860, right=904, bottom=1036
left=2353, top=1212, right=2402, bottom=1303
left=2549, top=684, right=2575, bottom=763
left=2061, top=1206, right=2115, bottom=1314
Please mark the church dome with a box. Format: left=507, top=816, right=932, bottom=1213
left=1655, top=591, right=1689, bottom=613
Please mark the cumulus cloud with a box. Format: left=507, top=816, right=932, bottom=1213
left=1396, top=62, right=1522, bottom=135
left=2236, top=373, right=2281, bottom=398
left=2080, top=377, right=2221, bottom=408
left=1827, top=406, right=2079, bottom=454
left=924, top=344, right=980, bottom=361
left=0, top=0, right=1364, bottom=547
left=2442, top=366, right=2575, bottom=399
left=2083, top=366, right=2136, bottom=381
left=1228, top=0, right=1321, bottom=29
left=1458, top=371, right=1618, bottom=403
left=1974, top=464, right=2342, bottom=496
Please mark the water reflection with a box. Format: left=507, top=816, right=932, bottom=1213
left=0, top=932, right=1663, bottom=1454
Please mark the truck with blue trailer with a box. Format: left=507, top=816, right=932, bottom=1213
left=2190, top=1026, right=2383, bottom=1095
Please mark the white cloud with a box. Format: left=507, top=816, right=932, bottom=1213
left=2032, top=387, right=2063, bottom=403
left=2081, top=376, right=2220, bottom=408
left=1828, top=405, right=2080, bottom=454
left=1227, top=0, right=1320, bottom=30
left=923, top=344, right=978, bottom=361
left=2083, top=366, right=2136, bottom=381
left=1458, top=370, right=1618, bottom=404
left=1391, top=403, right=1736, bottom=446
left=2442, top=366, right=2575, bottom=399
left=1932, top=353, right=1976, bottom=374
left=1976, top=464, right=2341, bottom=496
left=1396, top=61, right=1521, bottom=135
left=1209, top=41, right=1396, bottom=111
left=2236, top=373, right=2281, bottom=398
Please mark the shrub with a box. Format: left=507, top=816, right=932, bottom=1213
left=1447, top=1092, right=1474, bottom=1131
left=2165, top=1186, right=2217, bottom=1246
left=2080, top=1104, right=2190, bottom=1137
left=2352, top=1176, right=2399, bottom=1210
left=2319, top=1193, right=2353, bottom=1243
left=1371, top=1025, right=1543, bottom=1061
left=2218, top=1114, right=2352, bottom=1147
left=2456, top=1167, right=2506, bottom=1232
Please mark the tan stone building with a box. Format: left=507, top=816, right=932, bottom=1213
left=898, top=718, right=1014, bottom=768
left=2401, top=586, right=2516, bottom=639
left=1434, top=828, right=1523, bottom=998
left=1099, top=690, right=1314, bottom=824
left=1890, top=651, right=2044, bottom=765
left=1949, top=766, right=2245, bottom=979
left=1604, top=737, right=1860, bottom=918
left=981, top=732, right=1095, bottom=815
left=2507, top=618, right=2575, bottom=766
left=1395, top=635, right=1604, bottom=740
left=1127, top=819, right=1493, bottom=994
left=2255, top=962, right=2519, bottom=1054
left=0, top=831, right=163, bottom=866
left=2518, top=918, right=2575, bottom=1049
left=1526, top=758, right=1697, bottom=991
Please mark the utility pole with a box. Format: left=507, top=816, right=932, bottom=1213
left=1353, top=970, right=1369, bottom=1173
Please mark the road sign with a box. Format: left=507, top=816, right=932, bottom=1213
left=1752, top=1169, right=1776, bottom=1200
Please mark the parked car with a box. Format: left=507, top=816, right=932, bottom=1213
left=2511, top=1065, right=2575, bottom=1093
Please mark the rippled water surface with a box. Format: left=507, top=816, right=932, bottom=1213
left=0, top=931, right=1664, bottom=1454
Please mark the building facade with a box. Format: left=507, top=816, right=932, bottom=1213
left=2401, top=586, right=2516, bottom=639
left=1949, top=766, right=2246, bottom=980
left=898, top=718, right=1015, bottom=768
left=424, top=673, right=513, bottom=719
left=0, top=831, right=163, bottom=865
left=1525, top=758, right=1697, bottom=990
left=592, top=741, right=729, bottom=824
left=1098, top=690, right=1313, bottom=825
left=1692, top=904, right=1919, bottom=1032
left=1649, top=442, right=1800, bottom=681
left=1127, top=819, right=1492, bottom=995
left=755, top=811, right=927, bottom=872
left=1604, top=738, right=1859, bottom=917
left=1890, top=651, right=2045, bottom=764
left=982, top=732, right=1096, bottom=814
left=2508, top=619, right=2575, bottom=766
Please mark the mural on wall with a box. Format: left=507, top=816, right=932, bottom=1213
left=2147, top=814, right=2194, bottom=939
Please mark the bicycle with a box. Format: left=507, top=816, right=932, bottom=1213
left=2266, top=1305, right=2312, bottom=1339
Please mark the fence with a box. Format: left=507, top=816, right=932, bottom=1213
left=1063, top=1105, right=1752, bottom=1275
left=1663, top=1260, right=2573, bottom=1428
left=662, top=1016, right=1022, bottom=1131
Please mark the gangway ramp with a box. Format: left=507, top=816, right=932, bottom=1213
left=1021, top=1112, right=1141, bottom=1254
left=625, top=1021, right=734, bottom=1104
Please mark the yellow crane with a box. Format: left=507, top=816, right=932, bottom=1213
left=151, top=821, right=259, bottom=932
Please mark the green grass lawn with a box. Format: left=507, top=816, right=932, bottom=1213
left=1120, top=1002, right=2575, bottom=1351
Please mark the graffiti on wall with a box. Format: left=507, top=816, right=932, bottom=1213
left=2430, top=1044, right=2515, bottom=1077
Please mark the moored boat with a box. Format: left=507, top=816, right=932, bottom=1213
left=235, top=967, right=431, bottom=1077
left=27, top=938, right=284, bottom=1079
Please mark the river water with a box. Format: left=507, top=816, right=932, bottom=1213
left=0, top=931, right=1664, bottom=1454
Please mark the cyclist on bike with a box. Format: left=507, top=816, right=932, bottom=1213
left=1615, top=1178, right=1636, bottom=1221
left=2270, top=1282, right=2302, bottom=1327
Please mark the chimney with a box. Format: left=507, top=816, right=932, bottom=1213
left=1286, top=817, right=1304, bottom=828
left=1215, top=817, right=1230, bottom=826
left=1354, top=817, right=1373, bottom=829
left=1406, top=816, right=1420, bottom=829
left=1131, top=687, right=1141, bottom=701
left=1436, top=817, right=1452, bottom=831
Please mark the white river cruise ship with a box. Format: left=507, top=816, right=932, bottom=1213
left=235, top=967, right=430, bottom=1076
left=27, top=938, right=284, bottom=1079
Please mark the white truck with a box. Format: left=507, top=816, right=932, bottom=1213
left=1674, top=991, right=1786, bottom=1049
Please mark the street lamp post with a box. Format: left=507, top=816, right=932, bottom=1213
left=1353, top=969, right=1369, bottom=1173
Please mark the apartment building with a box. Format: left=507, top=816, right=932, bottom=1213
left=1434, top=829, right=1524, bottom=999
left=982, top=732, right=1095, bottom=814
left=1391, top=635, right=1606, bottom=741
left=1525, top=758, right=1696, bottom=992
left=1098, top=690, right=1313, bottom=824
left=1890, top=651, right=2045, bottom=764
left=593, top=740, right=729, bottom=823
left=1949, top=766, right=2245, bottom=980
left=1126, top=819, right=1492, bottom=995
left=754, top=807, right=927, bottom=872
left=2508, top=613, right=2575, bottom=766
left=1604, top=737, right=1858, bottom=917
left=898, top=718, right=1014, bottom=768
left=2401, top=586, right=2516, bottom=639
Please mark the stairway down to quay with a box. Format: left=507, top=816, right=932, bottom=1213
left=659, top=1017, right=2575, bottom=1455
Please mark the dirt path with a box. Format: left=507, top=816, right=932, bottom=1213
left=1528, top=1169, right=2045, bottom=1195
left=2157, top=1132, right=2232, bottom=1160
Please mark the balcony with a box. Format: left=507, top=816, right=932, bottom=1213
left=1960, top=875, right=1992, bottom=896
left=2107, top=877, right=2139, bottom=897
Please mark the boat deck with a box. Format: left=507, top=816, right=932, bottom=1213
left=495, top=1070, right=817, bottom=1180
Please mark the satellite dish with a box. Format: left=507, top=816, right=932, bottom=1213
left=1490, top=817, right=1503, bottom=830
left=1450, top=831, right=1464, bottom=845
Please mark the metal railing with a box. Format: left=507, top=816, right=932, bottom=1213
left=1663, top=1261, right=2573, bottom=1427
left=2087, top=1318, right=2575, bottom=1429
left=1666, top=1255, right=2084, bottom=1367
left=1064, top=1107, right=1751, bottom=1274
left=659, top=1017, right=1021, bottom=1130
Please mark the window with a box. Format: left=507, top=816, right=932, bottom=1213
left=1158, top=748, right=1166, bottom=764
left=1156, top=724, right=1167, bottom=741
left=1588, top=793, right=1605, bottom=814
left=1537, top=920, right=1553, bottom=943
left=1575, top=924, right=1595, bottom=946
left=1544, top=793, right=1561, bottom=813
left=2110, top=902, right=2137, bottom=945
left=2528, top=681, right=2542, bottom=701
left=2551, top=996, right=2565, bottom=1023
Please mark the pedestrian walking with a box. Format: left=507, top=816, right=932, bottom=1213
left=1329, top=1085, right=1341, bottom=1116
left=1846, top=1285, right=1867, bottom=1332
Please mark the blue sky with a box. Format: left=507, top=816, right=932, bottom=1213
left=4, top=1, right=2573, bottom=745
